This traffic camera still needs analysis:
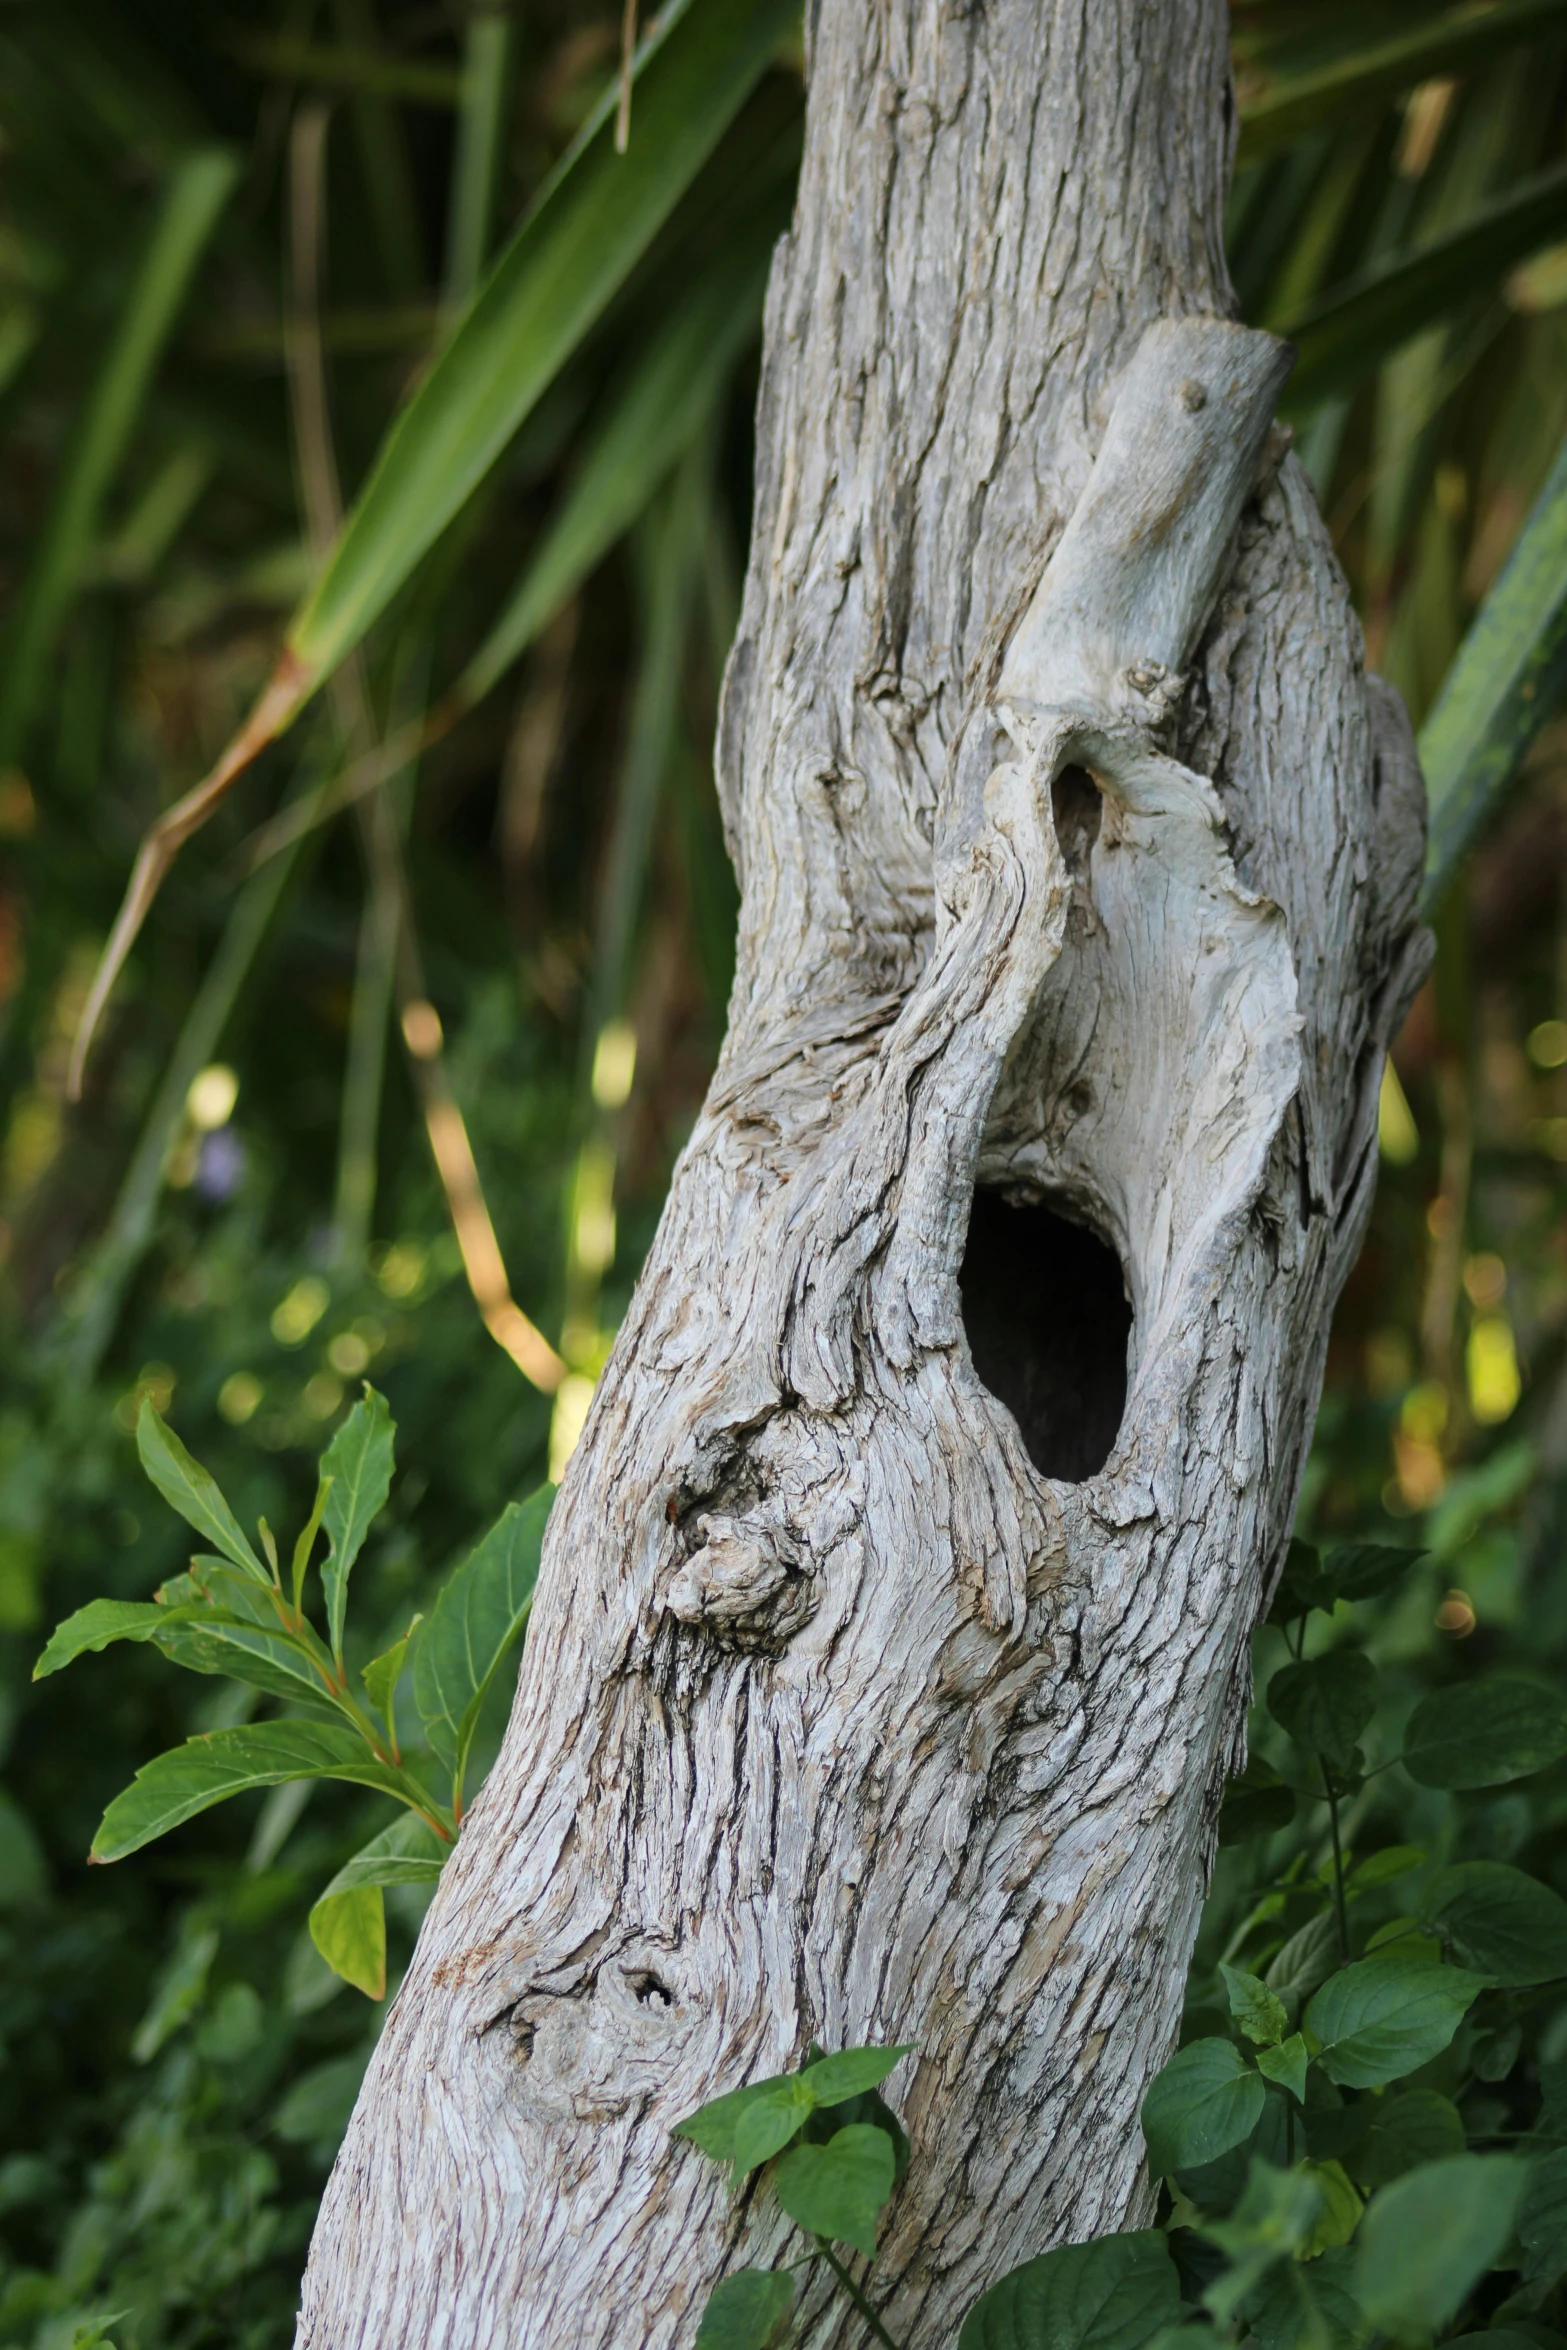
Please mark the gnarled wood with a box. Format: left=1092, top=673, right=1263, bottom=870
left=297, top=3, right=1428, bottom=2342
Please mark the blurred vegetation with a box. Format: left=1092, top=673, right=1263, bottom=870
left=0, top=0, right=1562, bottom=2343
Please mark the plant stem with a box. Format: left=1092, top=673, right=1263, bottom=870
left=818, top=2243, right=904, bottom=2350
left=1322, top=1765, right=1350, bottom=1960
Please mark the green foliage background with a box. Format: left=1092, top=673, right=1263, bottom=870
left=0, top=0, right=1566, bottom=2343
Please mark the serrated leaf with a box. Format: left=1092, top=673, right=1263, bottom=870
left=957, top=2229, right=1181, bottom=2350
left=1354, top=2156, right=1530, bottom=2339
left=1255, top=2035, right=1309, bottom=2102
left=1422, top=1860, right=1567, bottom=1986
left=309, top=1883, right=385, bottom=2000
left=1323, top=1544, right=1422, bottom=1605
left=1142, top=2040, right=1266, bottom=2179
left=1402, top=1675, right=1567, bottom=1789
left=91, top=1720, right=410, bottom=1862
left=136, top=1401, right=266, bottom=1580
left=1304, top=1950, right=1482, bottom=2088
left=414, top=1488, right=551, bottom=1793
left=695, top=2269, right=796, bottom=2350
left=1220, top=1964, right=1288, bottom=2048
left=773, top=2123, right=895, bottom=2256
left=320, top=1388, right=395, bottom=1657
left=33, top=1598, right=208, bottom=1679
left=1267, top=1651, right=1378, bottom=1771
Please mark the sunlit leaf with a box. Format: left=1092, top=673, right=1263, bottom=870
left=772, top=2123, right=895, bottom=2257
left=91, top=1720, right=410, bottom=1862
left=413, top=1487, right=551, bottom=1795
left=33, top=1598, right=207, bottom=1679
left=136, top=1401, right=267, bottom=1581
left=308, top=1883, right=385, bottom=2001
left=320, top=1386, right=395, bottom=1658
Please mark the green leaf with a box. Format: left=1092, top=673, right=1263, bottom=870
left=0, top=147, right=238, bottom=765
left=1267, top=1539, right=1334, bottom=1625
left=413, top=1488, right=551, bottom=1793
left=695, top=2270, right=796, bottom=2350
left=33, top=1597, right=207, bottom=1679
left=1349, top=2089, right=1466, bottom=2192
left=1518, top=2147, right=1567, bottom=2289
left=1303, top=1950, right=1482, bottom=2088
left=673, top=2076, right=783, bottom=2164
left=1242, top=2243, right=1362, bottom=2350
left=1347, top=1845, right=1425, bottom=1893
left=799, top=2045, right=913, bottom=2105
left=1141, top=2040, right=1266, bottom=2179
left=1423, top=427, right=1567, bottom=907
left=1281, top=161, right=1567, bottom=412
left=290, top=1474, right=332, bottom=1615
left=956, top=2229, right=1181, bottom=2350
left=1255, top=2035, right=1309, bottom=2103
left=1421, top=1860, right=1567, bottom=1987
left=1200, top=2159, right=1324, bottom=2324
left=150, top=1565, right=340, bottom=1714
left=1219, top=1758, right=1295, bottom=1847
left=1297, top=2162, right=1362, bottom=2259
left=136, top=1401, right=267, bottom=1580
left=731, top=2077, right=815, bottom=2171
left=281, top=0, right=799, bottom=702
left=1401, top=1675, right=1567, bottom=1789
left=315, top=1810, right=447, bottom=1901
left=320, top=1387, right=395, bottom=1657
left=1354, top=2155, right=1531, bottom=2339
left=1323, top=1544, right=1422, bottom=1605
left=1236, top=0, right=1567, bottom=167
left=309, top=1883, right=385, bottom=2001
left=1220, top=1964, right=1288, bottom=2048
left=91, top=1720, right=411, bottom=1863
left=772, top=2123, right=895, bottom=2257
left=1264, top=1910, right=1339, bottom=2016
left=362, top=1621, right=418, bottom=1728
left=1267, top=1651, right=1377, bottom=1771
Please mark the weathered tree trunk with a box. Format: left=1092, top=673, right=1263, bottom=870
left=298, top=2, right=1427, bottom=2342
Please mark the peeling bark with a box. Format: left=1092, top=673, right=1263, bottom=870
left=297, top=2, right=1429, bottom=2342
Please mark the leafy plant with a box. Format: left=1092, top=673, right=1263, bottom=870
left=34, top=1391, right=551, bottom=1999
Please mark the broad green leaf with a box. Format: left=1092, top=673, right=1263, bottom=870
left=1220, top=1964, right=1288, bottom=2048
left=1141, top=2040, right=1266, bottom=2179
left=1323, top=1544, right=1422, bottom=1605
left=1354, top=2156, right=1530, bottom=2339
left=1347, top=1845, right=1424, bottom=1893
left=1267, top=1538, right=1334, bottom=1625
left=732, top=2077, right=815, bottom=2171
left=1264, top=1910, right=1339, bottom=2014
left=414, top=1488, right=552, bottom=1790
left=1200, top=2159, right=1324, bottom=2324
left=1423, top=427, right=1567, bottom=906
left=1350, top=2089, right=1466, bottom=2192
left=673, top=2076, right=788, bottom=2164
left=286, top=0, right=799, bottom=697
left=1303, top=1950, right=1482, bottom=2088
left=1236, top=0, right=1567, bottom=166
left=0, top=147, right=238, bottom=764
left=1518, top=2147, right=1567, bottom=2288
left=799, top=2045, right=913, bottom=2105
left=273, top=2050, right=369, bottom=2155
left=957, top=2229, right=1181, bottom=2350
left=314, top=1809, right=447, bottom=1901
left=1219, top=1758, right=1295, bottom=1847
left=320, top=1387, right=395, bottom=1657
left=91, top=1720, right=410, bottom=1862
left=1267, top=1651, right=1377, bottom=1771
left=1421, top=1860, right=1567, bottom=1986
left=33, top=1598, right=207, bottom=1679
left=362, top=1621, right=419, bottom=1728
left=1297, top=2163, right=1362, bottom=2260
left=1243, top=2242, right=1362, bottom=2350
left=1255, top=2036, right=1309, bottom=2103
left=1402, top=1675, right=1567, bottom=1789
left=772, top=2123, right=895, bottom=2257
left=309, top=1884, right=385, bottom=2000
left=151, top=1565, right=339, bottom=1713
left=137, top=1401, right=266, bottom=1580
left=695, top=2269, right=796, bottom=2350
left=1281, top=161, right=1567, bottom=412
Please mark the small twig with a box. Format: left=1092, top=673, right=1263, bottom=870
left=615, top=0, right=637, bottom=153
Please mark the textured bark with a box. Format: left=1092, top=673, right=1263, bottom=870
left=298, top=3, right=1428, bottom=2343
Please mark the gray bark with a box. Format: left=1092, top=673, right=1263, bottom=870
left=297, top=1, right=1428, bottom=2342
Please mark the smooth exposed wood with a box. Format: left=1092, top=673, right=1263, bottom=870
left=297, top=1, right=1428, bottom=2341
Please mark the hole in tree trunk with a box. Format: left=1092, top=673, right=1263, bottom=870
left=958, top=1190, right=1131, bottom=1482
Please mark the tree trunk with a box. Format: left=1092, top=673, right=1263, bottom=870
left=297, top=2, right=1428, bottom=2342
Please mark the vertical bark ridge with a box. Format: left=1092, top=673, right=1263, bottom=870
left=297, top=4, right=1428, bottom=2344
